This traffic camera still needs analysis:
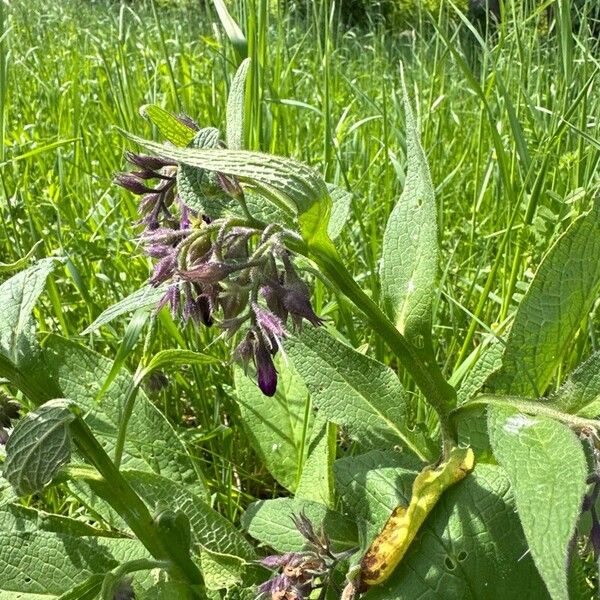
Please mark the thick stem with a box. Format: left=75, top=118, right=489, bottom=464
left=71, top=417, right=205, bottom=590
left=307, top=242, right=457, bottom=455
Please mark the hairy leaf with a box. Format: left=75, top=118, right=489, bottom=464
left=234, top=362, right=313, bottom=493
left=327, top=183, right=352, bottom=240
left=487, top=201, right=600, bottom=396
left=380, top=69, right=438, bottom=350
left=140, top=104, right=196, bottom=146
left=123, top=132, right=332, bottom=248
left=488, top=407, right=587, bottom=600
left=286, top=327, right=435, bottom=460
left=551, top=350, right=600, bottom=417
left=81, top=284, right=166, bottom=335
left=241, top=498, right=358, bottom=553
left=4, top=399, right=75, bottom=496
left=226, top=58, right=250, bottom=150
left=0, top=506, right=151, bottom=598
left=0, top=257, right=60, bottom=364
left=334, top=451, right=549, bottom=598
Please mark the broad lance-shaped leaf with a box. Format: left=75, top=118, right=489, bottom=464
left=241, top=497, right=358, bottom=553
left=0, top=257, right=60, bottom=364
left=334, top=451, right=552, bottom=598
left=234, top=361, right=313, bottom=493
left=0, top=503, right=153, bottom=598
left=488, top=407, right=587, bottom=600
left=226, top=58, right=250, bottom=150
left=122, top=131, right=332, bottom=248
left=380, top=67, right=438, bottom=350
left=487, top=200, right=600, bottom=396
left=81, top=284, right=166, bottom=335
left=140, top=104, right=196, bottom=147
left=4, top=399, right=75, bottom=496
left=286, top=327, right=435, bottom=461
left=550, top=350, right=600, bottom=417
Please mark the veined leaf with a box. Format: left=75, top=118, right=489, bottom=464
left=0, top=257, right=60, bottom=364
left=234, top=361, right=313, bottom=493
left=295, top=412, right=336, bottom=508
left=550, top=350, right=600, bottom=417
left=327, top=183, right=352, bottom=240
left=488, top=407, right=587, bottom=600
left=199, top=549, right=245, bottom=591
left=177, top=127, right=238, bottom=218
left=286, top=327, right=435, bottom=460
left=226, top=58, right=250, bottom=150
left=81, top=284, right=166, bottom=335
left=4, top=399, right=75, bottom=496
left=0, top=505, right=152, bottom=598
left=139, top=104, right=197, bottom=147
left=241, top=497, right=358, bottom=553
left=487, top=201, right=600, bottom=396
left=121, top=131, right=332, bottom=248
left=334, top=452, right=549, bottom=598
left=380, top=67, right=438, bottom=351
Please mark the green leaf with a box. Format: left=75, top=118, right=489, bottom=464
left=234, top=361, right=312, bottom=492
left=286, top=327, right=435, bottom=460
left=139, top=104, right=197, bottom=147
left=226, top=58, right=250, bottom=150
left=456, top=338, right=504, bottom=405
left=241, top=498, right=358, bottom=553
left=138, top=348, right=218, bottom=384
left=39, top=335, right=202, bottom=493
left=122, top=132, right=332, bottom=248
left=550, top=351, right=600, bottom=417
left=211, top=0, right=248, bottom=62
left=334, top=452, right=549, bottom=598
left=295, top=412, right=336, bottom=508
left=488, top=407, right=588, bottom=600
left=487, top=201, right=600, bottom=396
left=177, top=127, right=240, bottom=219
left=81, top=284, right=166, bottom=335
left=0, top=257, right=60, bottom=364
left=327, top=183, right=352, bottom=240
left=380, top=67, right=438, bottom=350
left=199, top=549, right=245, bottom=591
left=4, top=399, right=75, bottom=496
left=0, top=505, right=151, bottom=598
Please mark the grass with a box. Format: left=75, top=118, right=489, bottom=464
left=1, top=0, right=599, bottom=521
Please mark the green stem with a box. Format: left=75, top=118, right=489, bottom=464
left=71, top=417, right=205, bottom=590
left=306, top=241, right=457, bottom=456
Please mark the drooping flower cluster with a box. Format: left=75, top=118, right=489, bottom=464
left=256, top=513, right=355, bottom=599
left=115, top=135, right=323, bottom=396
left=0, top=392, right=20, bottom=445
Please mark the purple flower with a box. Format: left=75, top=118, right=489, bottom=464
left=253, top=304, right=286, bottom=347
left=125, top=151, right=176, bottom=171
left=282, top=279, right=324, bottom=329
left=114, top=173, right=156, bottom=195
left=254, top=334, right=277, bottom=397
left=150, top=253, right=177, bottom=286
left=260, top=553, right=300, bottom=570
left=180, top=260, right=246, bottom=284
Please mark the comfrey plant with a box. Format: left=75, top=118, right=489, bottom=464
left=0, top=57, right=600, bottom=600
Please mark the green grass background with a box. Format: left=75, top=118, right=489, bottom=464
left=1, top=0, right=599, bottom=519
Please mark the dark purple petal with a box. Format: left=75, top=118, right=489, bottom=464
left=125, top=151, right=176, bottom=171
left=282, top=281, right=324, bottom=328
left=255, top=337, right=277, bottom=397
left=149, top=254, right=177, bottom=286
left=114, top=173, right=156, bottom=195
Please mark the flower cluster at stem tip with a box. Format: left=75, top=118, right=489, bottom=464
left=115, top=115, right=324, bottom=396
left=256, top=513, right=355, bottom=599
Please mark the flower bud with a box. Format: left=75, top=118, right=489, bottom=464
left=149, top=253, right=177, bottom=286
left=255, top=335, right=277, bottom=397
left=125, top=151, right=176, bottom=171
left=114, top=173, right=155, bottom=195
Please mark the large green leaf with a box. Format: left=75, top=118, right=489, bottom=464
left=380, top=69, right=438, bottom=351
left=334, top=451, right=549, bottom=598
left=4, top=399, right=75, bottom=496
left=140, top=104, right=197, bottom=146
left=81, top=284, right=166, bottom=335
left=234, top=361, right=313, bottom=493
left=294, top=412, right=336, bottom=507
left=39, top=335, right=203, bottom=494
left=487, top=201, right=600, bottom=396
left=241, top=498, right=358, bottom=553
left=0, top=504, right=151, bottom=599
left=550, top=350, right=600, bottom=417
left=0, top=257, right=60, bottom=364
left=488, top=407, right=588, bottom=600
left=286, top=327, right=435, bottom=460
left=226, top=58, right=250, bottom=150
left=123, top=132, right=332, bottom=248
